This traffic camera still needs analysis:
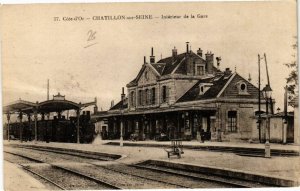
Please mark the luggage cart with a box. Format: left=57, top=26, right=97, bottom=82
left=165, top=139, right=184, bottom=158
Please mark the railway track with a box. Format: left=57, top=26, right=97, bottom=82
left=4, top=151, right=121, bottom=190
left=4, top=154, right=67, bottom=190
left=4, top=146, right=273, bottom=189
left=90, top=162, right=266, bottom=188
left=4, top=146, right=113, bottom=164
left=131, top=163, right=272, bottom=188
left=10, top=145, right=118, bottom=161
left=95, top=164, right=190, bottom=188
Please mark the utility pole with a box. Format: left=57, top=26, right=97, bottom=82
left=258, top=54, right=262, bottom=143
left=47, top=79, right=49, bottom=100
left=120, top=87, right=125, bottom=147
left=264, top=53, right=274, bottom=114
left=283, top=85, right=288, bottom=144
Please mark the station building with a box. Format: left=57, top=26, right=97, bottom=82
left=93, top=43, right=278, bottom=142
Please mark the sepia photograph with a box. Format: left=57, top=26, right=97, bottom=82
left=1, top=0, right=299, bottom=190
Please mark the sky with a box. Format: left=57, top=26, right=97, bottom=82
left=1, top=1, right=297, bottom=112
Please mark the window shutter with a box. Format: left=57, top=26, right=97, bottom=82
left=142, top=90, right=145, bottom=106
left=133, top=93, right=135, bottom=107
left=138, top=90, right=142, bottom=106
left=161, top=87, right=163, bottom=103
left=149, top=89, right=152, bottom=105
left=166, top=86, right=170, bottom=102
left=152, top=88, right=156, bottom=104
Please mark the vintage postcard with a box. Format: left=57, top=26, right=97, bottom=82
left=1, top=1, right=299, bottom=190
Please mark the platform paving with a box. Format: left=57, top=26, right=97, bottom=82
left=3, top=160, right=48, bottom=191
left=3, top=139, right=300, bottom=187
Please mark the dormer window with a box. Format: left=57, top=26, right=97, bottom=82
left=236, top=81, right=249, bottom=95
left=195, top=64, right=205, bottom=76
left=240, top=83, right=246, bottom=91
left=199, top=83, right=213, bottom=95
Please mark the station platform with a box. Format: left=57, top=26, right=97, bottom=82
left=3, top=139, right=300, bottom=186
left=3, top=160, right=48, bottom=191
left=106, top=139, right=300, bottom=154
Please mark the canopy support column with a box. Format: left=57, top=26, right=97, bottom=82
left=27, top=114, right=31, bottom=142
left=7, top=113, right=10, bottom=142
left=34, top=110, right=38, bottom=143
left=19, top=111, right=23, bottom=143
left=77, top=109, right=81, bottom=144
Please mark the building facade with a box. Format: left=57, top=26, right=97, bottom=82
left=94, top=43, right=273, bottom=142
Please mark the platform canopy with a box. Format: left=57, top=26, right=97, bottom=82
left=3, top=99, right=37, bottom=114
left=38, top=100, right=80, bottom=113
left=3, top=93, right=97, bottom=114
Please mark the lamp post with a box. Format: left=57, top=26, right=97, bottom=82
left=120, top=87, right=125, bottom=147
left=262, top=84, right=272, bottom=158
left=256, top=119, right=261, bottom=143
left=120, top=110, right=124, bottom=147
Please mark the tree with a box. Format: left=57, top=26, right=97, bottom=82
left=284, top=38, right=298, bottom=101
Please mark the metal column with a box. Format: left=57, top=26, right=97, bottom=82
left=7, top=113, right=10, bottom=142
left=19, top=111, right=23, bottom=143
left=34, top=110, right=38, bottom=143
left=77, top=109, right=80, bottom=144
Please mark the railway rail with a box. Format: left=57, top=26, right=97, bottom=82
left=95, top=165, right=189, bottom=188
left=4, top=146, right=275, bottom=189
left=9, top=144, right=119, bottom=161
left=4, top=151, right=121, bottom=190
left=132, top=163, right=272, bottom=188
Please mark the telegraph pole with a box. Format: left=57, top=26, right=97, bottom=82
left=47, top=79, right=49, bottom=100
left=258, top=54, right=262, bottom=143
left=120, top=87, right=125, bottom=147
left=264, top=53, right=274, bottom=114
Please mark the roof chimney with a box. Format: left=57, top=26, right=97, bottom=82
left=121, top=87, right=125, bottom=102
left=197, top=48, right=203, bottom=57
left=111, top=100, right=114, bottom=108
left=224, top=68, right=232, bottom=75
left=186, top=42, right=189, bottom=53
left=172, top=46, right=177, bottom=57
left=94, top=97, right=98, bottom=114
left=205, top=51, right=214, bottom=74
left=216, top=57, right=221, bottom=70
left=150, top=47, right=155, bottom=63
left=144, top=56, right=146, bottom=64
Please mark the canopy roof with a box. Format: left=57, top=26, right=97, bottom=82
left=3, top=99, right=37, bottom=114
left=3, top=93, right=97, bottom=114
left=38, top=100, right=80, bottom=113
